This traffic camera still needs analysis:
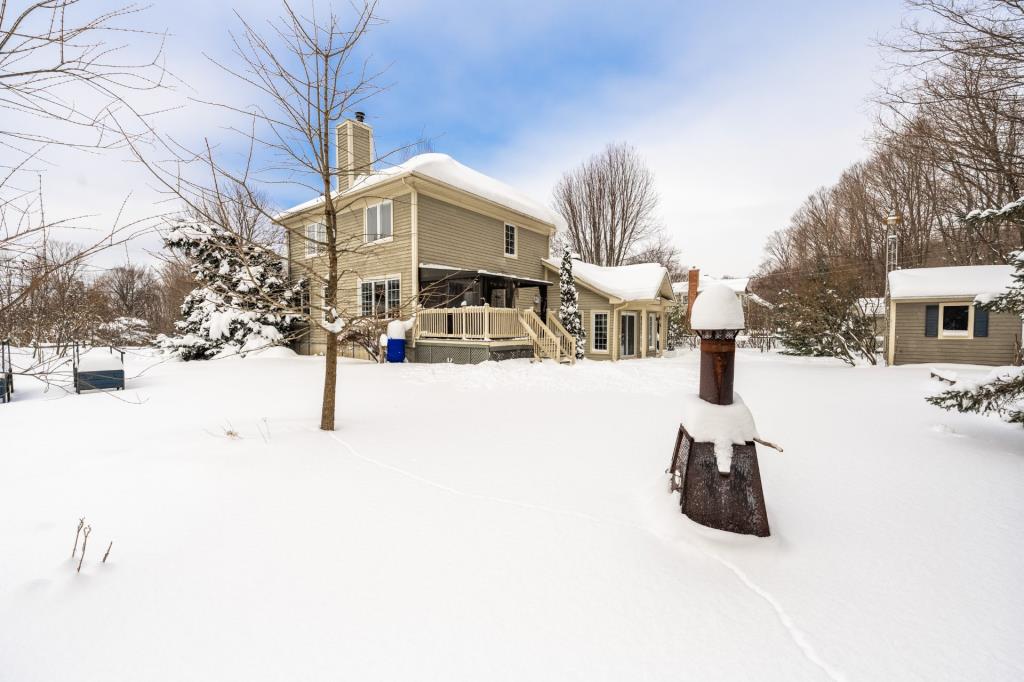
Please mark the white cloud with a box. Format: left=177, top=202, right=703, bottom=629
left=486, top=6, right=901, bottom=278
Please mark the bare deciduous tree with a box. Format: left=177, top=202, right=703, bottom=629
left=119, top=0, right=414, bottom=430
left=1, top=1, right=166, bottom=344
left=553, top=143, right=662, bottom=266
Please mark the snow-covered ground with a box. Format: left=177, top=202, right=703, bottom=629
left=1, top=350, right=1022, bottom=681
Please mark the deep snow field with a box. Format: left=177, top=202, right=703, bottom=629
left=1, top=349, right=1022, bottom=682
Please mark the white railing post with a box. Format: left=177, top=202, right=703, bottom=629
left=483, top=304, right=490, bottom=340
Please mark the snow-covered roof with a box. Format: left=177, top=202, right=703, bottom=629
left=277, top=153, right=560, bottom=227
left=544, top=258, right=672, bottom=301
left=888, top=265, right=1014, bottom=300
left=700, top=276, right=749, bottom=294
left=671, top=276, right=750, bottom=297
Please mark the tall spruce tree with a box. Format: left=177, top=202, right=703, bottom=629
left=157, top=221, right=302, bottom=360
left=558, top=252, right=586, bottom=359
left=928, top=249, right=1024, bottom=425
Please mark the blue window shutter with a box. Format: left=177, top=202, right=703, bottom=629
left=974, top=306, right=989, bottom=337
left=924, top=305, right=939, bottom=337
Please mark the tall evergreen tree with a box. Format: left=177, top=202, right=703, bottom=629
left=928, top=249, right=1024, bottom=425
left=157, top=221, right=302, bottom=360
left=558, top=252, right=586, bottom=359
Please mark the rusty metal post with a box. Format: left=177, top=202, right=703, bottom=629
left=670, top=285, right=770, bottom=537
left=698, top=334, right=735, bottom=405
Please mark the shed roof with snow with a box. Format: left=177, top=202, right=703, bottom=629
left=887, top=265, right=1014, bottom=301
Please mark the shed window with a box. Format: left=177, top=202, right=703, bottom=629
left=504, top=224, right=517, bottom=256
left=592, top=312, right=609, bottom=352
left=365, top=200, right=393, bottom=243
left=941, top=305, right=969, bottom=337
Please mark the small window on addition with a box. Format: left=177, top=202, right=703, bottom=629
left=941, top=304, right=970, bottom=337
left=504, top=223, right=517, bottom=257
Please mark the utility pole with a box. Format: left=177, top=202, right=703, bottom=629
left=884, top=212, right=901, bottom=296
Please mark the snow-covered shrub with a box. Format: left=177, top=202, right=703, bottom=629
left=157, top=220, right=302, bottom=360
left=98, top=317, right=152, bottom=346
left=558, top=252, right=586, bottom=359
left=929, top=249, right=1024, bottom=426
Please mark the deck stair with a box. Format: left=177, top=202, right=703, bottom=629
left=520, top=309, right=574, bottom=364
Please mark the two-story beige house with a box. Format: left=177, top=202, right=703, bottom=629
left=276, top=115, right=672, bottom=364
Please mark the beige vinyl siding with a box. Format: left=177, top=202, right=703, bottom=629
left=565, top=283, right=616, bottom=360
left=287, top=192, right=414, bottom=354
left=547, top=277, right=667, bottom=361
left=417, top=194, right=549, bottom=281
left=891, top=299, right=1021, bottom=366
left=351, top=125, right=372, bottom=173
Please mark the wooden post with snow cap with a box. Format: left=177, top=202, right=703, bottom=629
left=668, top=284, right=770, bottom=537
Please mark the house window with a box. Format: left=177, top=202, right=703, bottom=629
left=592, top=311, right=609, bottom=352
left=321, top=285, right=330, bottom=322
left=648, top=313, right=659, bottom=351
left=504, top=223, right=517, bottom=257
left=365, top=200, right=393, bottom=243
left=304, top=223, right=326, bottom=257
left=360, top=277, right=400, bottom=317
left=941, top=304, right=970, bottom=337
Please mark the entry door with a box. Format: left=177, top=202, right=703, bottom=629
left=620, top=313, right=637, bottom=357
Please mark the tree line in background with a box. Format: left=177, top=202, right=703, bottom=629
left=755, top=0, right=1024, bottom=364
left=0, top=243, right=192, bottom=349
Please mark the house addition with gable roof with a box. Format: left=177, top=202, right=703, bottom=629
left=276, top=114, right=673, bottom=364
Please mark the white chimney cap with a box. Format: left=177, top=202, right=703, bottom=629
left=690, top=283, right=745, bottom=330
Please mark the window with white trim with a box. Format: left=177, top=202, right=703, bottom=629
left=941, top=304, right=970, bottom=337
left=321, top=285, right=330, bottom=322
left=304, top=223, right=326, bottom=257
left=648, top=313, right=658, bottom=351
left=592, top=311, right=609, bottom=352
left=365, top=200, right=393, bottom=243
left=360, top=277, right=400, bottom=317
left=504, top=223, right=517, bottom=256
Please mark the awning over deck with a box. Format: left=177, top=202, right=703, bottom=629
left=419, top=263, right=552, bottom=287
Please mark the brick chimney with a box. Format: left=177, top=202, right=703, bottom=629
left=685, top=268, right=700, bottom=326
left=336, top=112, right=374, bottom=192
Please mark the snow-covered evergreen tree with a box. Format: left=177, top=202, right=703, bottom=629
left=157, top=221, right=302, bottom=360
left=928, top=249, right=1024, bottom=425
left=774, top=283, right=877, bottom=365
left=558, top=252, right=586, bottom=359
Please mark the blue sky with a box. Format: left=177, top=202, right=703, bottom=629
left=31, top=0, right=908, bottom=275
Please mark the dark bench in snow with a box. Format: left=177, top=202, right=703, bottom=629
left=929, top=368, right=959, bottom=385
left=74, top=346, right=126, bottom=394
left=0, top=339, right=12, bottom=404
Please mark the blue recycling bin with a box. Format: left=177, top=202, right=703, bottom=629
left=386, top=338, right=406, bottom=363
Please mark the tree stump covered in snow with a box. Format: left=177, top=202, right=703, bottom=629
left=670, top=284, right=770, bottom=537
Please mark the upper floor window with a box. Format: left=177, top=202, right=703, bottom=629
left=504, top=223, right=517, bottom=257
left=304, top=222, right=326, bottom=257
left=365, top=200, right=393, bottom=243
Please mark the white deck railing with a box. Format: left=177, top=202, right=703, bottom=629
left=416, top=306, right=525, bottom=340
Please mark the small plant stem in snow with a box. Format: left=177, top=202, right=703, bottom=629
left=103, top=541, right=112, bottom=563
left=77, top=526, right=91, bottom=573
left=71, top=517, right=84, bottom=558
